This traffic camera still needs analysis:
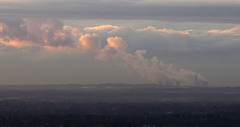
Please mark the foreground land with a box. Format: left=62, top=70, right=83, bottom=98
left=0, top=84, right=239, bottom=126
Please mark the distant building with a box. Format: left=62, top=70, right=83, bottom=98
left=194, top=75, right=209, bottom=87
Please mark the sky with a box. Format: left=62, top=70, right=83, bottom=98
left=0, top=0, right=240, bottom=86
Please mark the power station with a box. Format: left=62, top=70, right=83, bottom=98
left=194, top=75, right=208, bottom=87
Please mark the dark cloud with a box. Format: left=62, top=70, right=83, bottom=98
left=0, top=1, right=240, bottom=23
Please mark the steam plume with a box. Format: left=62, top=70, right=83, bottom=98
left=97, top=36, right=206, bottom=86
left=0, top=18, right=207, bottom=86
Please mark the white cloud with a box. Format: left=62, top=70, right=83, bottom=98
left=78, top=33, right=101, bottom=53
left=208, top=26, right=240, bottom=35
left=85, top=25, right=120, bottom=32
left=137, top=26, right=192, bottom=35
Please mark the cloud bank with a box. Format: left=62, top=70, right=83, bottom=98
left=2, top=18, right=240, bottom=86
left=0, top=19, right=74, bottom=48
left=0, top=18, right=209, bottom=86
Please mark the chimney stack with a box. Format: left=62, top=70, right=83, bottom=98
left=194, top=75, right=198, bottom=86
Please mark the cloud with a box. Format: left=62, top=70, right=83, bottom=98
left=129, top=50, right=205, bottom=85
left=108, top=25, right=240, bottom=54
left=84, top=25, right=120, bottom=32
left=0, top=19, right=219, bottom=85
left=78, top=33, right=101, bottom=52
left=0, top=39, right=34, bottom=48
left=107, top=36, right=127, bottom=50
left=97, top=36, right=127, bottom=60
left=96, top=36, right=206, bottom=86
left=0, top=18, right=74, bottom=48
left=138, top=26, right=192, bottom=35
left=5, top=19, right=240, bottom=86
left=72, top=27, right=84, bottom=36
left=208, top=26, right=240, bottom=35
left=107, top=25, right=240, bottom=86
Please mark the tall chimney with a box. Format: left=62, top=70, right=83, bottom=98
left=194, top=75, right=198, bottom=86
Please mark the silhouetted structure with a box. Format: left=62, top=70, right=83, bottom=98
left=194, top=75, right=198, bottom=86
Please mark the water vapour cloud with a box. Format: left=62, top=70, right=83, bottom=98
left=97, top=37, right=206, bottom=86
left=0, top=18, right=209, bottom=86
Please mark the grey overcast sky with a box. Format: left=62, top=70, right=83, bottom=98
left=0, top=0, right=240, bottom=23
left=0, top=0, right=240, bottom=86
